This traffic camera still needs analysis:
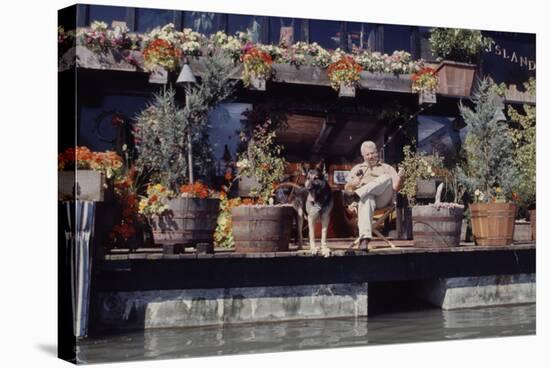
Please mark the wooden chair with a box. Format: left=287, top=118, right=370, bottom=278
left=371, top=203, right=397, bottom=248
left=343, top=193, right=397, bottom=249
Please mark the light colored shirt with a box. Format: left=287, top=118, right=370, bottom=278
left=347, top=161, right=398, bottom=189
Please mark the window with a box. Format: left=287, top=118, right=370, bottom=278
left=269, top=18, right=302, bottom=45
left=417, top=115, right=465, bottom=165
left=418, top=26, right=435, bottom=61
left=208, top=103, right=252, bottom=175
left=88, top=5, right=127, bottom=27
left=184, top=12, right=223, bottom=36
left=346, top=22, right=376, bottom=51
left=383, top=24, right=412, bottom=54
left=135, top=8, right=174, bottom=33
left=227, top=14, right=266, bottom=43
left=309, top=19, right=342, bottom=50
left=78, top=95, right=150, bottom=152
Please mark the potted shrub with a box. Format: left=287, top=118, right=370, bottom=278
left=458, top=78, right=519, bottom=246
left=429, top=28, right=492, bottom=96
left=327, top=55, right=363, bottom=97
left=231, top=119, right=293, bottom=253
left=399, top=145, right=464, bottom=247
left=134, top=53, right=236, bottom=249
left=507, top=78, right=536, bottom=240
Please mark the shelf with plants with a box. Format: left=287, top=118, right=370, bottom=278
left=60, top=22, right=423, bottom=94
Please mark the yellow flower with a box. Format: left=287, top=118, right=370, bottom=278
left=495, top=187, right=502, bottom=193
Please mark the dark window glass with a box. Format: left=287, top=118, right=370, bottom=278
left=481, top=31, right=536, bottom=85
left=346, top=22, right=376, bottom=51
left=269, top=18, right=302, bottom=45
left=88, top=5, right=126, bottom=27
left=418, top=26, right=436, bottom=61
left=79, top=95, right=150, bottom=152
left=417, top=115, right=465, bottom=166
left=136, top=8, right=174, bottom=33
left=227, top=15, right=265, bottom=43
left=184, top=12, right=222, bottom=36
left=309, top=19, right=342, bottom=50
left=383, top=24, right=412, bottom=53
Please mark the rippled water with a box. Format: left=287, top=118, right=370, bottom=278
left=76, top=303, right=536, bottom=364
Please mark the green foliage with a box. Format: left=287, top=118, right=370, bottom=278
left=399, top=144, right=444, bottom=205
left=507, top=100, right=536, bottom=208
left=236, top=119, right=286, bottom=204
left=429, top=28, right=492, bottom=64
left=457, top=78, right=519, bottom=203
left=134, top=52, right=236, bottom=192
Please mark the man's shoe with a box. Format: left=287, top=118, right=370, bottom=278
left=359, top=238, right=370, bottom=251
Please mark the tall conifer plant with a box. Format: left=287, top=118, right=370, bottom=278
left=457, top=78, right=519, bottom=202
left=134, top=52, right=236, bottom=192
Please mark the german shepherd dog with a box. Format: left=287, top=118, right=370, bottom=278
left=276, top=165, right=334, bottom=257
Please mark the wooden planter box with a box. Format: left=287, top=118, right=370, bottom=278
left=436, top=60, right=477, bottom=96
left=470, top=202, right=517, bottom=246
left=58, top=170, right=106, bottom=202
left=513, top=221, right=533, bottom=242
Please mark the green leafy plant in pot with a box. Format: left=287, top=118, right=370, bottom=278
left=429, top=28, right=492, bottom=96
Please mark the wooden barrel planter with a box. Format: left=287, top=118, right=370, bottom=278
left=412, top=205, right=464, bottom=248
left=150, top=197, right=220, bottom=246
left=529, top=209, right=536, bottom=241
left=470, top=203, right=518, bottom=246
left=231, top=205, right=293, bottom=253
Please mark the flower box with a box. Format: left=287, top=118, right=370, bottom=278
left=58, top=170, right=106, bottom=202
left=436, top=60, right=477, bottom=96
left=338, top=83, right=356, bottom=97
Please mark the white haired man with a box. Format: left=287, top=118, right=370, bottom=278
left=344, top=141, right=405, bottom=250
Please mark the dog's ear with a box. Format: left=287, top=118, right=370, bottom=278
left=316, top=159, right=327, bottom=175
left=300, top=162, right=308, bottom=177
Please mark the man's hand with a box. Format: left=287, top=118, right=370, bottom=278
left=397, top=167, right=405, bottom=178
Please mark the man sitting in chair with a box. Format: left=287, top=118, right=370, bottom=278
left=344, top=141, right=405, bottom=250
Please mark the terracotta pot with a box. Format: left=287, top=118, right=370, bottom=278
left=529, top=209, right=536, bottom=241
left=470, top=202, right=517, bottom=246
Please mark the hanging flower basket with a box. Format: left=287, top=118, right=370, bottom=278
left=338, top=83, right=356, bottom=97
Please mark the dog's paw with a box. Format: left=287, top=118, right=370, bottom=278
left=309, top=246, right=320, bottom=256
left=320, top=246, right=332, bottom=258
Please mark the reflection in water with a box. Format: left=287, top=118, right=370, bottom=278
left=77, top=304, right=535, bottom=364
